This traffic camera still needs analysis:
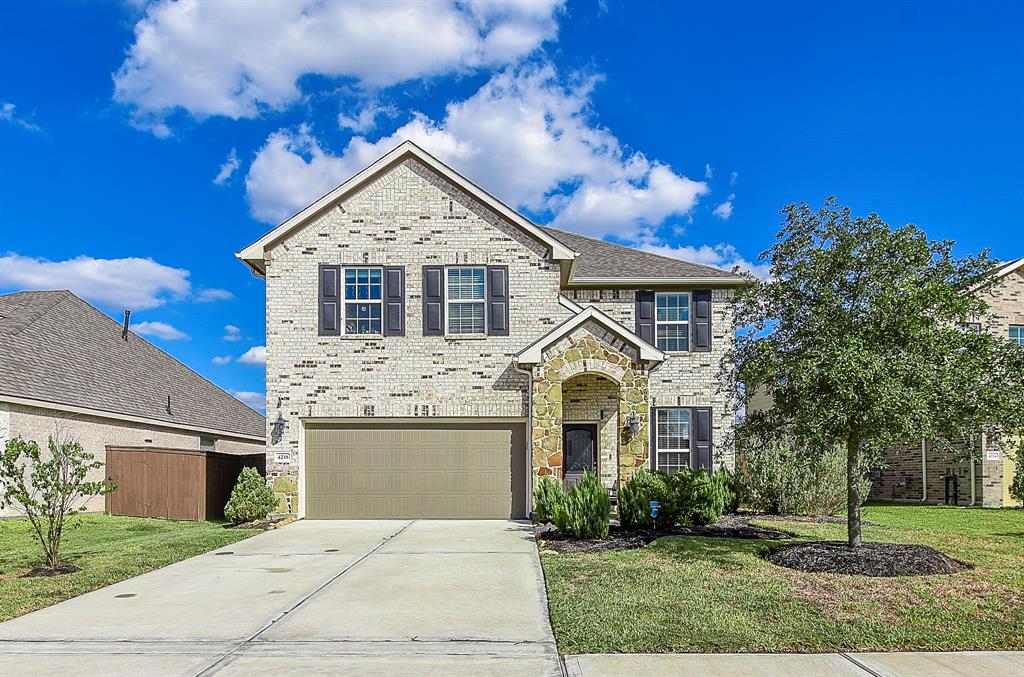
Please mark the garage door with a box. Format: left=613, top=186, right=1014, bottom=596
left=304, top=421, right=527, bottom=519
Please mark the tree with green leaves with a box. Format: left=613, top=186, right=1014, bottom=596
left=735, top=198, right=1024, bottom=546
left=1, top=434, right=116, bottom=568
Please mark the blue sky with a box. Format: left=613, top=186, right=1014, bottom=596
left=1, top=1, right=1022, bottom=411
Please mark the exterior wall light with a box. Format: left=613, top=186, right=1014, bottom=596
left=626, top=412, right=641, bottom=438
left=271, top=412, right=287, bottom=445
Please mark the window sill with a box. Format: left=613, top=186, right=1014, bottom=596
left=444, top=334, right=489, bottom=340
left=340, top=333, right=385, bottom=340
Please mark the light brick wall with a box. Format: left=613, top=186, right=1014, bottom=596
left=0, top=401, right=264, bottom=517
left=565, top=288, right=738, bottom=469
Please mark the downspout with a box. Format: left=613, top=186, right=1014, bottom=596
left=921, top=438, right=928, bottom=502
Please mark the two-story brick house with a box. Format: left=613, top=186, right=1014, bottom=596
left=869, top=257, right=1024, bottom=508
left=238, top=141, right=746, bottom=519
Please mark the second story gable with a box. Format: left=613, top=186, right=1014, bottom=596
left=976, top=258, right=1024, bottom=348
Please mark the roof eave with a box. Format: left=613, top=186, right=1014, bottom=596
left=565, top=275, right=750, bottom=287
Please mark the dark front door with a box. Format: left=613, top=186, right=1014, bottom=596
left=563, top=424, right=597, bottom=489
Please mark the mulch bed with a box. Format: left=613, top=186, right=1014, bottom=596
left=21, top=564, right=81, bottom=578
left=537, top=515, right=791, bottom=554
left=225, top=515, right=296, bottom=531
left=761, top=540, right=969, bottom=577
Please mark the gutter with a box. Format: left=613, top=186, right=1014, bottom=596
left=564, top=276, right=749, bottom=287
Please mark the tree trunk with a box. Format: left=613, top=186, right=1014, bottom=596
left=847, top=435, right=862, bottom=548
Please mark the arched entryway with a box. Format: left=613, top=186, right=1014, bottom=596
left=562, top=373, right=619, bottom=489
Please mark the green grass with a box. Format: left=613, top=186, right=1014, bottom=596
left=0, top=514, right=254, bottom=621
left=541, top=504, right=1024, bottom=653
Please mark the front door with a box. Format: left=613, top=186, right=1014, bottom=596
left=563, top=424, right=597, bottom=489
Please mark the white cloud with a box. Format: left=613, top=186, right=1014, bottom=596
left=729, top=171, right=738, bottom=186
left=113, top=0, right=564, bottom=134
left=338, top=98, right=396, bottom=133
left=196, top=287, right=233, bottom=302
left=713, top=194, right=735, bottom=220
left=704, top=163, right=713, bottom=179
left=0, top=253, right=190, bottom=310
left=238, top=345, right=266, bottom=366
left=213, top=148, right=239, bottom=185
left=223, top=324, right=241, bottom=341
left=211, top=355, right=232, bottom=365
left=232, top=390, right=266, bottom=411
left=1, top=102, right=42, bottom=133
left=245, top=64, right=708, bottom=239
left=134, top=320, right=189, bottom=341
left=639, top=241, right=770, bottom=279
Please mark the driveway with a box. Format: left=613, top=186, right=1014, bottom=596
left=0, top=520, right=560, bottom=676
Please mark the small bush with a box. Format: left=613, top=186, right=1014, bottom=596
left=1011, top=443, right=1024, bottom=506
left=557, top=471, right=611, bottom=539
left=224, top=467, right=278, bottom=524
left=619, top=469, right=684, bottom=529
left=533, top=475, right=565, bottom=523
left=714, top=467, right=741, bottom=514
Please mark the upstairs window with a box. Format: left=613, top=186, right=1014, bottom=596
left=656, top=408, right=691, bottom=474
left=1011, top=325, right=1024, bottom=347
left=961, top=322, right=981, bottom=333
left=655, top=292, right=689, bottom=351
left=447, top=267, right=486, bottom=335
left=344, top=267, right=382, bottom=334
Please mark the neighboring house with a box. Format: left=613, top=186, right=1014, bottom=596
left=0, top=290, right=266, bottom=516
left=869, top=258, right=1024, bottom=508
left=238, top=141, right=745, bottom=519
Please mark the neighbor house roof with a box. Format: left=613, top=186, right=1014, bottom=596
left=0, top=291, right=265, bottom=440
left=540, top=226, right=748, bottom=285
left=237, top=140, right=576, bottom=275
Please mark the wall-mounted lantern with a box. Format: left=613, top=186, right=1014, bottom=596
left=271, top=412, right=287, bottom=445
left=626, top=411, right=641, bottom=438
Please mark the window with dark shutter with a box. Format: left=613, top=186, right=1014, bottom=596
left=635, top=290, right=655, bottom=344
left=486, top=265, right=509, bottom=336
left=422, top=266, right=444, bottom=335
left=318, top=264, right=341, bottom=336
left=691, top=289, right=712, bottom=352
left=383, top=267, right=405, bottom=336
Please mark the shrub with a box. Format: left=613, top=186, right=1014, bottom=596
left=738, top=434, right=870, bottom=515
left=714, top=467, right=741, bottom=514
left=224, top=467, right=278, bottom=524
left=661, top=468, right=726, bottom=526
left=533, top=475, right=565, bottom=523
left=557, top=471, right=611, bottom=539
left=619, top=469, right=669, bottom=530
left=1011, top=443, right=1024, bottom=506
left=0, top=435, right=116, bottom=568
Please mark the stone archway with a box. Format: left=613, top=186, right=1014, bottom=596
left=530, top=324, right=650, bottom=487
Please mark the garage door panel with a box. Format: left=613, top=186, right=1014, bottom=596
left=304, top=422, right=526, bottom=519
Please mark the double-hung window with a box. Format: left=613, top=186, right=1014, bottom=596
left=344, top=267, right=382, bottom=334
left=655, top=408, right=691, bottom=474
left=1011, top=325, right=1024, bottom=347
left=655, top=292, right=689, bottom=351
left=446, top=267, right=486, bottom=335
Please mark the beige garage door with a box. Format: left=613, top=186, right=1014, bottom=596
left=304, top=421, right=527, bottom=519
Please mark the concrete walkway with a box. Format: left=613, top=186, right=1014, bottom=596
left=0, top=520, right=560, bottom=676
left=564, top=651, right=1024, bottom=676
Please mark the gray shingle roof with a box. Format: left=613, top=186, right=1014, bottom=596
left=540, top=226, right=744, bottom=281
left=0, top=291, right=265, bottom=440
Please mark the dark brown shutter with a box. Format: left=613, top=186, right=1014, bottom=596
left=486, top=265, right=509, bottom=336
left=691, top=289, right=712, bottom=352
left=383, top=267, right=405, bottom=336
left=650, top=407, right=659, bottom=472
left=635, top=290, right=655, bottom=344
left=422, top=266, right=444, bottom=336
left=318, top=264, right=340, bottom=336
left=691, top=406, right=713, bottom=470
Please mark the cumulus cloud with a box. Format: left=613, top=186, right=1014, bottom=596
left=223, top=324, right=241, bottom=341
left=195, top=287, right=233, bottom=302
left=1, top=102, right=42, bottom=133
left=238, top=345, right=266, bottom=366
left=0, top=253, right=190, bottom=310
left=133, top=320, right=189, bottom=341
left=640, top=241, right=770, bottom=279
left=338, top=98, right=397, bottom=133
left=213, top=148, right=239, bottom=185
left=245, top=64, right=708, bottom=239
left=713, top=194, right=735, bottom=220
left=113, top=0, right=564, bottom=134
left=211, top=355, right=232, bottom=365
left=232, top=390, right=266, bottom=411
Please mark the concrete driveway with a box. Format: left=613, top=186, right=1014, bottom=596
left=0, top=520, right=560, bottom=676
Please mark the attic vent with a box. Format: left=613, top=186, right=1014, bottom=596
left=122, top=310, right=131, bottom=340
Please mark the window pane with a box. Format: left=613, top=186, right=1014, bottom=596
left=448, top=302, right=485, bottom=334
left=345, top=302, right=382, bottom=334
left=657, top=451, right=690, bottom=475
left=1011, top=325, right=1024, bottom=346
left=657, top=323, right=689, bottom=352
left=657, top=408, right=691, bottom=452
left=448, top=268, right=485, bottom=300
left=344, top=267, right=381, bottom=301
left=656, top=293, right=689, bottom=322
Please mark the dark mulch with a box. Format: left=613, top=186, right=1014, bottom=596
left=761, top=540, right=969, bottom=577
left=21, top=564, right=81, bottom=578
left=537, top=515, right=791, bottom=554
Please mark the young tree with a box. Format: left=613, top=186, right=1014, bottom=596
left=735, top=198, right=1024, bottom=547
left=0, top=435, right=116, bottom=568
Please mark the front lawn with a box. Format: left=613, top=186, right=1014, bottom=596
left=0, top=514, right=254, bottom=621
left=541, top=504, right=1024, bottom=653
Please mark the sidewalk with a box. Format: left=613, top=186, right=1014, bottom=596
left=563, top=651, right=1024, bottom=676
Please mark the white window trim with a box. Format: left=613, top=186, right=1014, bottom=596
left=445, top=266, right=487, bottom=336
left=655, top=407, right=691, bottom=473
left=654, top=291, right=690, bottom=353
left=342, top=265, right=383, bottom=336
left=1010, top=324, right=1024, bottom=347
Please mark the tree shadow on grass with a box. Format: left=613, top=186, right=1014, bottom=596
left=648, top=535, right=798, bottom=571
